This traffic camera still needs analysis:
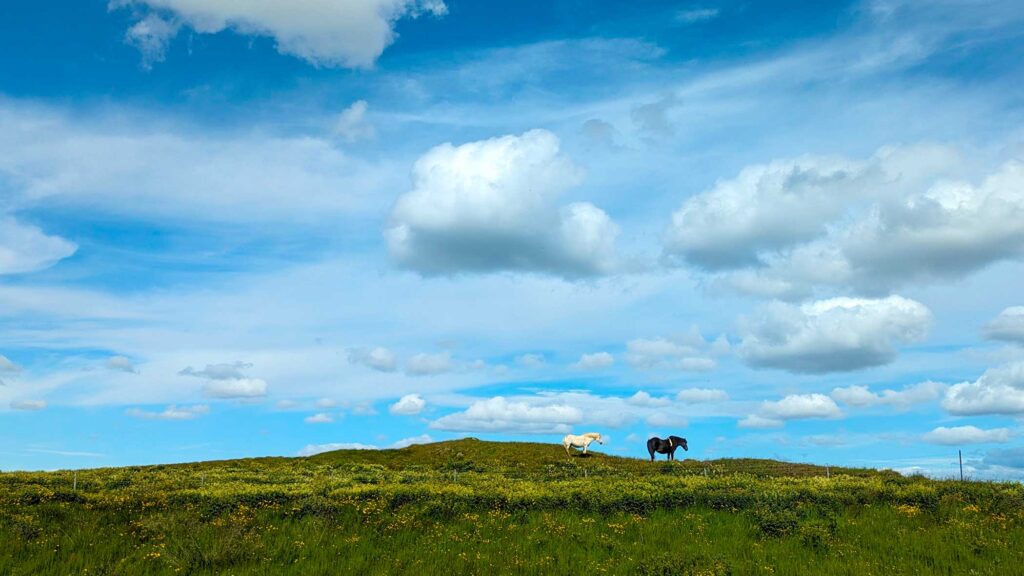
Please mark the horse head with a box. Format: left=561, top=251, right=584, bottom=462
left=588, top=432, right=604, bottom=444
left=671, top=435, right=689, bottom=451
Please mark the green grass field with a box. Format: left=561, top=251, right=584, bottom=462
left=2, top=438, right=1021, bottom=575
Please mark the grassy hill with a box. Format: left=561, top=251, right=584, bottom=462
left=2, top=439, right=1022, bottom=575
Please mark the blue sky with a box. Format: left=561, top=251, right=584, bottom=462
left=2, top=0, right=1024, bottom=478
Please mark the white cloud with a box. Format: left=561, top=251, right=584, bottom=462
left=645, top=411, right=688, bottom=427
left=113, top=0, right=447, bottom=68
left=739, top=296, right=931, bottom=373
left=0, top=101, right=398, bottom=225
left=123, top=13, right=180, bottom=69
left=738, top=414, right=784, bottom=429
left=347, top=347, right=398, bottom=372
left=831, top=381, right=945, bottom=409
left=391, top=433, right=432, bottom=448
left=334, top=100, right=375, bottom=142
left=516, top=353, right=545, bottom=368
left=389, top=393, right=426, bottom=415
left=304, top=412, right=335, bottom=424
left=984, top=307, right=1024, bottom=345
left=352, top=402, right=378, bottom=415
left=625, top=327, right=726, bottom=371
left=678, top=150, right=1024, bottom=297
left=0, top=217, right=77, bottom=275
left=126, top=404, right=208, bottom=420
left=676, top=8, right=720, bottom=24
left=386, top=129, right=620, bottom=278
left=572, top=352, right=614, bottom=370
left=664, top=153, right=880, bottom=270
left=942, top=362, right=1024, bottom=415
left=106, top=355, right=139, bottom=374
left=179, top=361, right=252, bottom=380
left=405, top=352, right=451, bottom=376
left=179, top=361, right=268, bottom=399
left=298, top=442, right=377, bottom=456
left=759, top=393, right=842, bottom=420
left=314, top=398, right=338, bottom=409
left=923, top=426, right=1011, bottom=445
left=627, top=391, right=671, bottom=407
left=676, top=388, right=729, bottom=403
left=10, top=399, right=47, bottom=411
left=203, top=378, right=268, bottom=399
left=429, top=396, right=582, bottom=434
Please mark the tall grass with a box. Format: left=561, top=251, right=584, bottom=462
left=1, top=439, right=1021, bottom=575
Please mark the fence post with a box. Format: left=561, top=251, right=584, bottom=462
left=959, top=450, right=963, bottom=482
left=73, top=471, right=78, bottom=491
left=826, top=466, right=830, bottom=479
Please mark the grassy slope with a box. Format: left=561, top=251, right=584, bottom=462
left=1, top=439, right=1022, bottom=575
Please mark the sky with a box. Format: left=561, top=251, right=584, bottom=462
left=1, top=0, right=1024, bottom=478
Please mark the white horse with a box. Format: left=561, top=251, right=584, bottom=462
left=562, top=432, right=604, bottom=456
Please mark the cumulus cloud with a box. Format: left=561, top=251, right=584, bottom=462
left=126, top=404, right=209, bottom=420
left=627, top=391, right=671, bottom=408
left=831, top=381, right=945, bottom=409
left=0, top=217, right=77, bottom=275
left=739, top=296, right=931, bottom=373
left=676, top=388, right=729, bottom=403
left=304, top=412, right=335, bottom=424
left=179, top=361, right=268, bottom=398
left=738, top=414, right=784, bottom=429
left=625, top=326, right=727, bottom=372
left=761, top=393, right=842, bottom=419
left=923, top=425, right=1011, bottom=445
left=984, top=307, right=1024, bottom=344
left=666, top=146, right=1024, bottom=296
left=516, top=353, right=545, bottom=368
left=389, top=393, right=426, bottom=415
left=123, top=13, right=180, bottom=69
left=10, top=399, right=47, bottom=411
left=202, top=378, right=268, bottom=399
left=386, top=129, right=620, bottom=278
left=942, top=362, right=1024, bottom=415
left=405, top=352, right=451, bottom=376
left=106, top=355, right=139, bottom=374
left=347, top=347, right=398, bottom=372
left=664, top=153, right=882, bottom=270
left=179, top=361, right=252, bottom=380
left=572, top=352, right=614, bottom=370
left=430, top=396, right=582, bottom=434
left=740, top=393, right=842, bottom=427
left=334, top=100, right=375, bottom=142
left=113, top=0, right=447, bottom=68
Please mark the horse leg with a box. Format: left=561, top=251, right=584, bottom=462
left=583, top=439, right=589, bottom=455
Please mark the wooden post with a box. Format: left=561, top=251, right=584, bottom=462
left=73, top=471, right=78, bottom=491
left=959, top=450, right=963, bottom=482
left=826, top=466, right=830, bottom=479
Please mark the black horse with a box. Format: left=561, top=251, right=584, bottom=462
left=647, top=436, right=688, bottom=461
